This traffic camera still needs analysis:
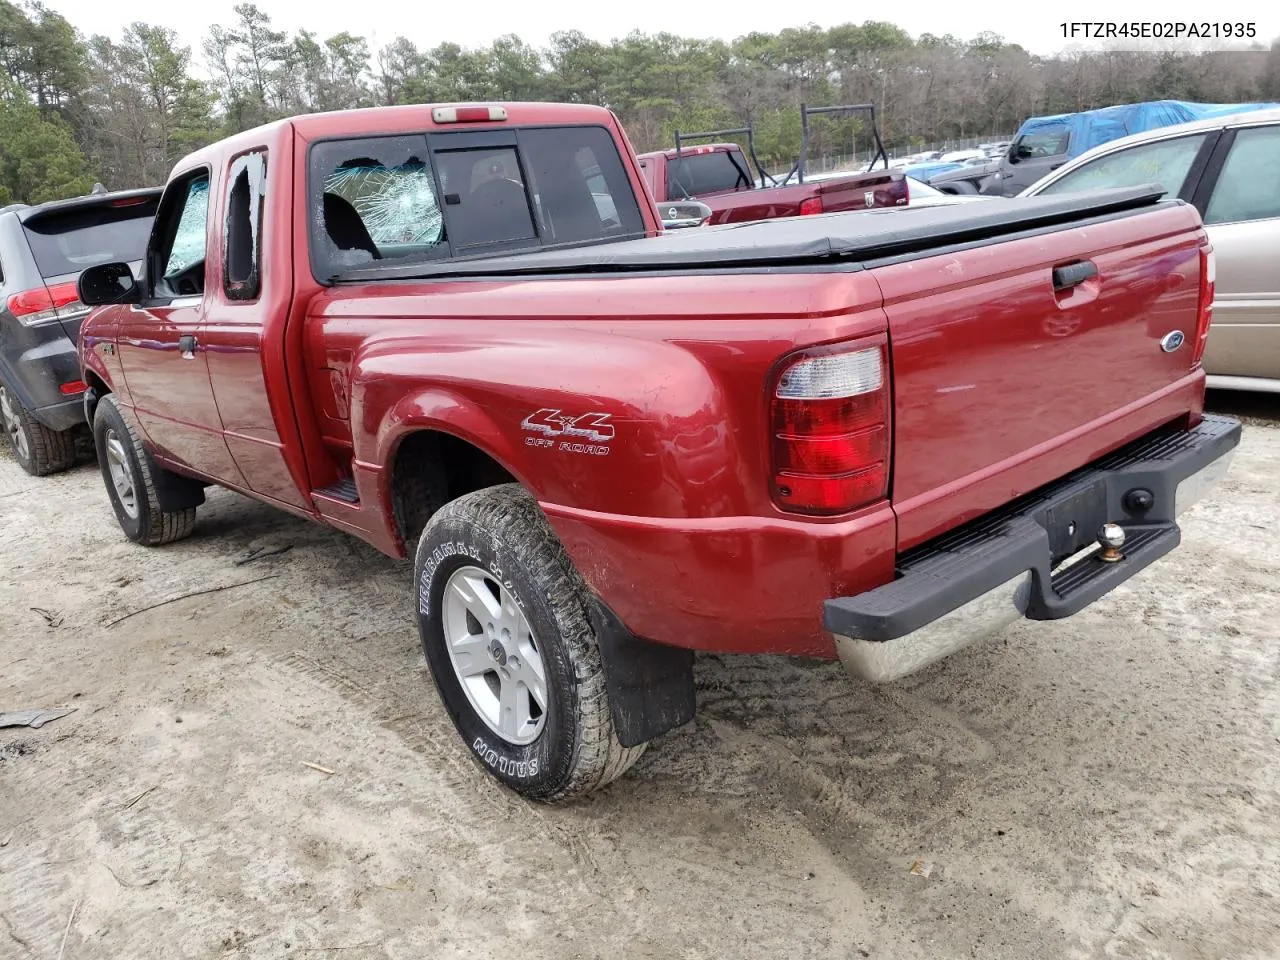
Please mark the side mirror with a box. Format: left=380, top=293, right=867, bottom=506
left=78, top=262, right=140, bottom=306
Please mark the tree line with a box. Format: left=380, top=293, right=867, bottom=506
left=2, top=0, right=1279, bottom=203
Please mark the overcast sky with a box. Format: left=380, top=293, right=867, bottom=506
left=45, top=0, right=1280, bottom=65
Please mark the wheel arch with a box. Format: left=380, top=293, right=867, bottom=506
left=386, top=423, right=525, bottom=549
left=82, top=368, right=110, bottom=423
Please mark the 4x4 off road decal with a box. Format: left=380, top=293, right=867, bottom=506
left=520, top=408, right=614, bottom=457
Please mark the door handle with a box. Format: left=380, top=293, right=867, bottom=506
left=178, top=334, right=198, bottom=359
left=1052, top=260, right=1098, bottom=291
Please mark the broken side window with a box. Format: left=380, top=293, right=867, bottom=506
left=224, top=150, right=266, bottom=301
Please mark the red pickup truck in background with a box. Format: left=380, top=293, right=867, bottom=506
left=636, top=105, right=909, bottom=224
left=76, top=101, right=1239, bottom=803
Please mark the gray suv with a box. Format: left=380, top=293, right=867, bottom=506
left=0, top=187, right=160, bottom=475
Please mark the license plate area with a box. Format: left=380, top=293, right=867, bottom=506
left=1041, top=481, right=1108, bottom=565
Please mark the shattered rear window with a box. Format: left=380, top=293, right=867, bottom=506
left=308, top=124, right=645, bottom=281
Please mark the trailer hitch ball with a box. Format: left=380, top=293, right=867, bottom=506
left=1097, top=523, right=1126, bottom=563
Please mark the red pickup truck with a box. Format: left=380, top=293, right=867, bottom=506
left=636, top=107, right=909, bottom=225
left=76, top=101, right=1239, bottom=802
left=637, top=142, right=907, bottom=224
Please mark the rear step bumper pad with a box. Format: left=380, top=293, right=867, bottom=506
left=824, top=414, right=1242, bottom=683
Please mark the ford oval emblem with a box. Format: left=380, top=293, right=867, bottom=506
left=1160, top=330, right=1186, bottom=353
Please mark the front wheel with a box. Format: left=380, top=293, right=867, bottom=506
left=415, top=484, right=645, bottom=802
left=93, top=395, right=196, bottom=546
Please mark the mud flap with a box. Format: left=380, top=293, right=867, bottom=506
left=152, top=464, right=207, bottom=512
left=588, top=598, right=696, bottom=748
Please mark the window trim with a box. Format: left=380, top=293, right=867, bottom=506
left=1033, top=132, right=1216, bottom=203
left=223, top=148, right=268, bottom=302
left=147, top=164, right=213, bottom=305
left=305, top=123, right=645, bottom=285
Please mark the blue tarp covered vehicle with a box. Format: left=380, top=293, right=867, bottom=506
left=1016, top=100, right=1280, bottom=160
left=985, top=99, right=1280, bottom=195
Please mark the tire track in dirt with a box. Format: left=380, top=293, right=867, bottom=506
left=262, top=648, right=629, bottom=889
left=0, top=827, right=80, bottom=959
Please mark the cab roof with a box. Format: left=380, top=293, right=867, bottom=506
left=171, top=102, right=622, bottom=176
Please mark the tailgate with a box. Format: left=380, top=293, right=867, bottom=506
left=877, top=201, right=1209, bottom=550
left=817, top=171, right=907, bottom=210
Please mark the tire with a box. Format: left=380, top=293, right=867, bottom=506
left=0, top=380, right=77, bottom=476
left=414, top=484, right=645, bottom=802
left=93, top=394, right=196, bottom=546
left=947, top=180, right=979, bottom=195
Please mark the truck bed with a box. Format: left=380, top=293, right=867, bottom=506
left=337, top=185, right=1168, bottom=282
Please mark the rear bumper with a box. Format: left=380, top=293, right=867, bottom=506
left=32, top=396, right=84, bottom=431
left=825, top=414, right=1242, bottom=682
left=0, top=327, right=84, bottom=429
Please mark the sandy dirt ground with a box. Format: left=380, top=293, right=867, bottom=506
left=2, top=393, right=1278, bottom=960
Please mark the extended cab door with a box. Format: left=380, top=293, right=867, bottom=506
left=200, top=146, right=312, bottom=510
left=116, top=168, right=244, bottom=482
left=1192, top=122, right=1280, bottom=382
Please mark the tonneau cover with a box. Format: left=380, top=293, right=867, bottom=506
left=337, top=184, right=1167, bottom=282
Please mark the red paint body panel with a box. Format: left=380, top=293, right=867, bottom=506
left=635, top=146, right=908, bottom=224
left=307, top=270, right=889, bottom=523
left=115, top=302, right=246, bottom=484
left=544, top=503, right=896, bottom=657
left=79, top=102, right=1214, bottom=660
left=80, top=312, right=125, bottom=401
left=877, top=203, right=1208, bottom=547
left=200, top=132, right=313, bottom=510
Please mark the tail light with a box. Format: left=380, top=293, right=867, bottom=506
left=6, top=281, right=88, bottom=326
left=1192, top=243, right=1215, bottom=367
left=798, top=196, right=823, bottom=216
left=770, top=339, right=891, bottom=515
left=889, top=175, right=908, bottom=206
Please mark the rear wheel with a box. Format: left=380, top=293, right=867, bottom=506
left=415, top=484, right=645, bottom=802
left=93, top=394, right=196, bottom=545
left=0, top=380, right=76, bottom=476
